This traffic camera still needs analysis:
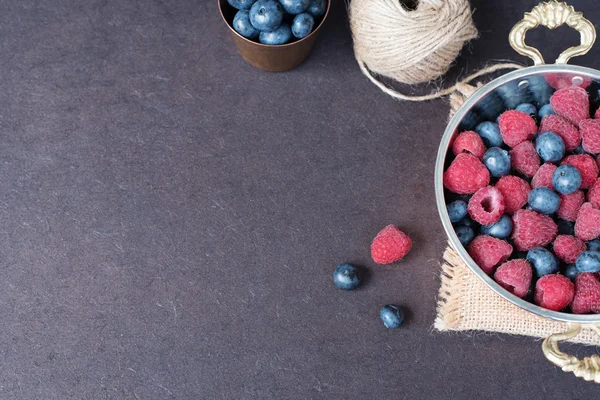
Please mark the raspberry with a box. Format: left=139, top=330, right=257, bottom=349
left=531, top=163, right=557, bottom=189
left=571, top=273, right=600, bottom=314
left=550, top=86, right=590, bottom=126
left=545, top=73, right=592, bottom=90
left=595, top=108, right=600, bottom=119
left=539, top=114, right=581, bottom=152
left=510, top=141, right=540, bottom=177
left=371, top=225, right=412, bottom=264
left=557, top=190, right=584, bottom=222
left=580, top=118, right=600, bottom=154
left=588, top=179, right=600, bottom=207
left=512, top=209, right=558, bottom=251
left=534, top=274, right=575, bottom=311
left=495, top=175, right=530, bottom=214
left=467, top=186, right=505, bottom=225
left=493, top=259, right=532, bottom=298
left=553, top=235, right=586, bottom=264
left=467, top=235, right=513, bottom=275
left=443, top=153, right=490, bottom=194
left=575, top=202, right=600, bottom=241
left=498, top=110, right=537, bottom=148
left=561, top=154, right=599, bottom=189
left=452, top=130, right=485, bottom=159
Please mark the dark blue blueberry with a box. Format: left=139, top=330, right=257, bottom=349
left=380, top=304, right=404, bottom=328
left=308, top=0, right=326, bottom=16
left=279, top=0, right=310, bottom=14
left=483, top=147, right=511, bottom=177
left=557, top=219, right=575, bottom=235
left=460, top=111, right=480, bottom=131
left=576, top=251, right=600, bottom=273
left=538, top=104, right=555, bottom=119
left=291, top=12, right=314, bottom=38
left=474, top=92, right=505, bottom=122
left=249, top=0, right=284, bottom=31
left=233, top=10, right=260, bottom=39
left=564, top=264, right=579, bottom=281
left=527, top=247, right=559, bottom=276
left=495, top=81, right=532, bottom=109
left=573, top=145, right=588, bottom=155
left=455, top=225, right=475, bottom=246
left=475, top=122, right=503, bottom=148
left=587, top=239, right=600, bottom=252
left=481, top=215, right=513, bottom=239
left=536, top=131, right=565, bottom=163
left=455, top=215, right=477, bottom=228
left=333, top=263, right=361, bottom=290
left=447, top=200, right=468, bottom=223
left=516, top=103, right=537, bottom=123
left=526, top=75, right=553, bottom=107
left=528, top=187, right=561, bottom=215
left=259, top=23, right=292, bottom=44
left=228, top=0, right=258, bottom=10
left=552, top=165, right=582, bottom=194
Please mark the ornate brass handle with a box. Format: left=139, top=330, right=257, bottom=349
left=509, top=1, right=596, bottom=65
left=542, top=324, right=600, bottom=383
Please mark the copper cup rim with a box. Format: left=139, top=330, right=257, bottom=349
left=218, top=0, right=330, bottom=48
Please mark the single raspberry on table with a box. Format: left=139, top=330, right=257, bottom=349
left=571, top=273, right=600, bottom=314
left=550, top=86, right=590, bottom=126
left=493, top=259, right=532, bottom=298
left=443, top=153, right=490, bottom=195
left=467, top=186, right=505, bottom=225
left=561, top=154, right=599, bottom=189
left=495, top=175, right=530, bottom=214
left=371, top=225, right=412, bottom=264
left=557, top=190, right=584, bottom=222
left=588, top=179, right=600, bottom=207
left=539, top=114, right=581, bottom=152
left=512, top=209, right=558, bottom=251
left=498, top=110, right=537, bottom=148
left=534, top=274, right=575, bottom=311
left=553, top=235, right=586, bottom=264
left=575, top=202, right=600, bottom=241
left=510, top=141, right=540, bottom=178
left=467, top=235, right=513, bottom=275
left=531, top=163, right=557, bottom=189
left=580, top=118, right=600, bottom=154
left=452, top=130, right=486, bottom=159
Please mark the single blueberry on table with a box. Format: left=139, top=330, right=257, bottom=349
left=552, top=165, right=582, bottom=194
left=536, top=131, right=565, bottom=163
left=380, top=305, right=404, bottom=328
left=259, top=23, right=292, bottom=44
left=528, top=187, right=561, bottom=215
left=587, top=239, right=600, bottom=252
left=333, top=263, right=361, bottom=290
left=291, top=13, right=314, bottom=38
left=249, top=0, right=284, bottom=31
left=447, top=200, right=468, bottom=223
left=557, top=219, right=575, bottom=235
left=475, top=121, right=503, bottom=148
left=481, top=214, right=513, bottom=239
left=455, top=225, right=475, bottom=246
left=564, top=264, right=579, bottom=281
left=483, top=147, right=511, bottom=177
left=308, top=0, right=326, bottom=16
left=576, top=251, right=600, bottom=273
left=527, top=247, right=559, bottom=276
left=538, top=104, right=555, bottom=119
left=233, top=10, right=260, bottom=39
left=228, top=0, right=258, bottom=10
left=279, top=0, right=310, bottom=14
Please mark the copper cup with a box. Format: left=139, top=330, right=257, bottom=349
left=218, top=0, right=330, bottom=72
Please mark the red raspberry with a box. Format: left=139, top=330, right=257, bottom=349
left=510, top=141, right=540, bottom=177
left=595, top=108, right=600, bottom=119
left=588, top=179, right=600, bottom=207
left=579, top=118, right=600, bottom=154
left=539, top=115, right=581, bottom=152
left=531, top=163, right=557, bottom=189
left=467, top=235, right=513, bottom=275
left=498, top=110, right=537, bottom=148
left=561, top=154, right=599, bottom=189
left=550, top=86, right=590, bottom=126
left=545, top=73, right=592, bottom=90
left=557, top=190, right=584, bottom=222
left=571, top=273, right=600, bottom=314
left=495, top=175, right=530, bottom=214
left=553, top=235, right=586, bottom=264
left=371, top=225, right=412, bottom=264
left=467, top=186, right=505, bottom=225
left=534, top=274, right=575, bottom=311
left=575, top=202, right=600, bottom=241
left=493, top=259, right=532, bottom=298
left=512, top=209, right=558, bottom=251
left=443, top=153, right=490, bottom=194
left=452, top=130, right=485, bottom=159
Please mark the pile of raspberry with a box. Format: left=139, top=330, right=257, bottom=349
left=444, top=84, right=600, bottom=314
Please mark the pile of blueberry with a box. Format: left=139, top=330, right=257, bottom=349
left=228, top=0, right=326, bottom=45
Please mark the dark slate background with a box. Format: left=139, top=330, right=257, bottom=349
left=1, top=0, right=600, bottom=398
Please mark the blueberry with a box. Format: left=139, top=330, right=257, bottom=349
left=475, top=122, right=503, bottom=148
left=279, top=0, right=310, bottom=14
left=564, top=264, right=579, bottom=281
left=538, top=104, right=555, bottom=119
left=249, top=0, right=284, bottom=31
left=526, top=75, right=553, bottom=107
left=552, top=165, right=582, bottom=194
left=495, top=81, right=530, bottom=110
left=527, top=247, right=559, bottom=276
left=233, top=10, right=260, bottom=39
left=228, top=0, right=258, bottom=10
left=481, top=215, right=513, bottom=239
left=536, top=131, right=565, bottom=163
left=573, top=145, right=588, bottom=155
left=460, top=111, right=480, bottom=131
left=332, top=263, right=361, bottom=290
left=380, top=304, right=404, bottom=328
left=576, top=251, right=600, bottom=273
left=516, top=103, right=538, bottom=123
left=291, top=13, right=314, bottom=38
left=528, top=187, right=561, bottom=215
left=474, top=93, right=505, bottom=122
left=455, top=215, right=477, bottom=228
left=587, top=239, right=600, bottom=252
left=447, top=200, right=468, bottom=223
left=308, top=0, right=326, bottom=16
left=455, top=225, right=475, bottom=246
left=259, top=23, right=292, bottom=44
left=483, top=147, right=511, bottom=177
left=557, top=219, right=575, bottom=235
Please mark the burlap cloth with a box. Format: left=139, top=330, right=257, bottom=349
left=434, top=86, right=600, bottom=346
